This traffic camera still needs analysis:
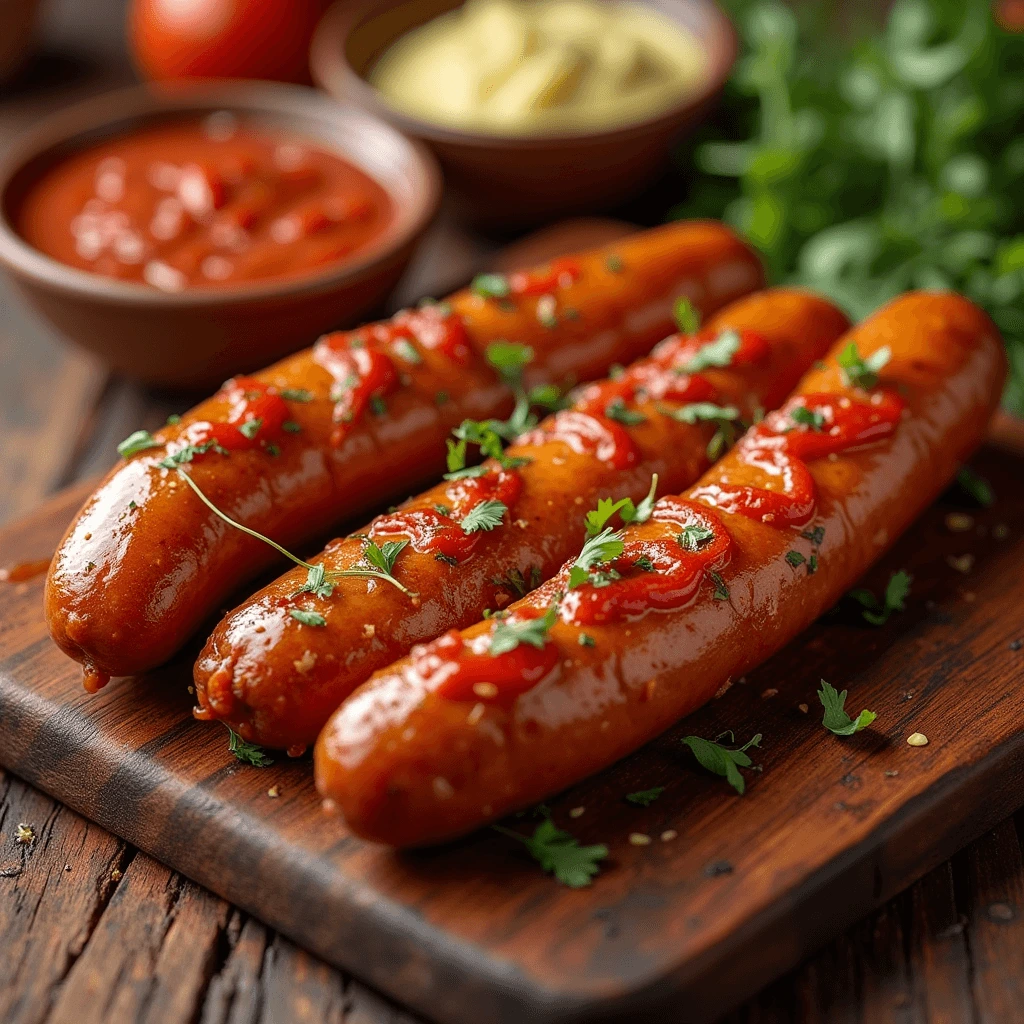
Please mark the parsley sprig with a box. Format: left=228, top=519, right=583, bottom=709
left=682, top=731, right=762, bottom=794
left=838, top=342, right=891, bottom=390
left=488, top=604, right=558, bottom=655
left=175, top=470, right=416, bottom=600
left=818, top=680, right=877, bottom=736
left=492, top=818, right=608, bottom=888
left=678, top=329, right=741, bottom=374
left=625, top=786, right=665, bottom=807
left=460, top=500, right=508, bottom=534
left=583, top=475, right=659, bottom=538
left=117, top=429, right=162, bottom=459
left=226, top=726, right=273, bottom=767
left=849, top=570, right=912, bottom=626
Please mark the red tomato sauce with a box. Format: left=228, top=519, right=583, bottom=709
left=369, top=468, right=523, bottom=563
left=184, top=376, right=295, bottom=454
left=15, top=115, right=393, bottom=290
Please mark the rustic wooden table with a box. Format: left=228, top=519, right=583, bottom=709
left=3, top=4, right=1024, bottom=1023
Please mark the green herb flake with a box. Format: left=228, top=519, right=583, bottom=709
left=849, top=570, right=912, bottom=626
left=673, top=296, right=701, bottom=334
left=838, top=343, right=891, bottom=390
left=280, top=388, right=314, bottom=403
left=166, top=414, right=181, bottom=425
left=227, top=727, right=274, bottom=767
left=682, top=732, right=761, bottom=794
left=625, top=786, right=665, bottom=807
left=708, top=570, right=730, bottom=601
left=679, top=329, right=740, bottom=374
left=957, top=467, right=994, bottom=507
left=492, top=818, right=607, bottom=888
left=117, top=429, right=162, bottom=459
left=785, top=550, right=806, bottom=568
left=605, top=255, right=624, bottom=273
left=604, top=398, right=647, bottom=425
left=460, top=499, right=508, bottom=534
left=471, top=273, right=511, bottom=299
left=818, top=680, right=877, bottom=736
left=290, top=609, right=327, bottom=627
left=369, top=396, right=387, bottom=417
left=489, top=604, right=558, bottom=656
left=578, top=633, right=596, bottom=647
left=679, top=523, right=714, bottom=552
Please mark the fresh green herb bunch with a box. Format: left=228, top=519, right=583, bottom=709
left=671, top=0, right=1024, bottom=412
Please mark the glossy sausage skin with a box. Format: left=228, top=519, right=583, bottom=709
left=45, top=221, right=763, bottom=685
left=315, top=291, right=1007, bottom=847
left=194, top=289, right=849, bottom=751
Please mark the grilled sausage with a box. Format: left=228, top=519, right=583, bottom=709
left=314, top=291, right=1007, bottom=846
left=45, top=221, right=763, bottom=689
left=194, top=289, right=849, bottom=752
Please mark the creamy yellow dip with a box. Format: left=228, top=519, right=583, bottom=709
left=369, top=0, right=707, bottom=135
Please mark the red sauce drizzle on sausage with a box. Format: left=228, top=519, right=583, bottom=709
left=560, top=497, right=733, bottom=626
left=506, top=257, right=581, bottom=297
left=691, top=390, right=904, bottom=526
left=188, top=376, right=292, bottom=453
left=412, top=613, right=561, bottom=705
left=313, top=304, right=470, bottom=445
left=369, top=468, right=523, bottom=563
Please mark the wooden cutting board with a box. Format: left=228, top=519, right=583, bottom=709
left=2, top=435, right=1023, bottom=1024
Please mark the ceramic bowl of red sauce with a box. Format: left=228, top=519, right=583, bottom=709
left=0, top=82, right=441, bottom=388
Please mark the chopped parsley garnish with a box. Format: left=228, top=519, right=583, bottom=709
left=492, top=818, right=607, bottom=888
left=282, top=420, right=301, bottom=433
left=435, top=390, right=450, bottom=406
left=679, top=328, right=741, bottom=373
left=391, top=339, right=422, bottom=364
left=679, top=523, right=715, bottom=552
left=605, top=254, right=624, bottom=273
left=578, top=633, right=595, bottom=647
left=226, top=727, right=273, bottom=767
left=488, top=603, right=558, bottom=655
left=837, top=342, right=891, bottom=390
left=849, top=570, right=912, bottom=626
left=461, top=499, right=508, bottom=534
left=157, top=440, right=227, bottom=469
left=491, top=566, right=542, bottom=597
left=435, top=552, right=459, bottom=566
left=956, top=466, right=994, bottom=507
left=682, top=731, right=761, bottom=794
left=471, top=273, right=511, bottom=299
left=625, top=786, right=665, bottom=807
left=808, top=554, right=819, bottom=575
left=117, top=429, right=162, bottom=458
left=604, top=398, right=646, bottom=425
left=785, top=550, right=806, bottom=568
left=583, top=475, right=658, bottom=537
left=818, top=680, right=877, bottom=736
left=708, top=570, right=730, bottom=600
left=369, top=395, right=388, bottom=417
left=292, top=562, right=334, bottom=600
left=789, top=405, right=825, bottom=431
left=801, top=526, right=826, bottom=545
left=633, top=555, right=655, bottom=571
left=569, top=528, right=624, bottom=589
left=279, top=388, right=313, bottom=402
left=667, top=402, right=740, bottom=425
left=485, top=340, right=534, bottom=387
left=238, top=417, right=262, bottom=440
left=166, top=414, right=181, bottom=425
left=289, top=609, right=326, bottom=627
left=673, top=296, right=701, bottom=334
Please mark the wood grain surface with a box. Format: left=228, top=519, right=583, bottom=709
left=1, top=435, right=1022, bottom=1023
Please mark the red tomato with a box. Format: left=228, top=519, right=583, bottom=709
left=128, top=0, right=330, bottom=85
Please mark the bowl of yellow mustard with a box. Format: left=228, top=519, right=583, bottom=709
left=311, top=0, right=736, bottom=226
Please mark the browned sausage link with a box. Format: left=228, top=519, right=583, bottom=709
left=44, top=221, right=763, bottom=688
left=194, top=289, right=849, bottom=752
left=314, top=292, right=1007, bottom=847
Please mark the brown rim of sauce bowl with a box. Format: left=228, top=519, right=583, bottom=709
left=0, top=81, right=442, bottom=390
left=311, top=0, right=737, bottom=228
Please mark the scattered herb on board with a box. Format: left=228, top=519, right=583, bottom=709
left=226, top=727, right=274, bottom=767
left=849, top=569, right=912, bottom=625
left=682, top=732, right=762, bottom=794
left=818, top=680, right=877, bottom=736
left=625, top=786, right=665, bottom=807
left=957, top=466, right=995, bottom=506
left=492, top=818, right=608, bottom=888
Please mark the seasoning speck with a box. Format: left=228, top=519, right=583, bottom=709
left=885, top=770, right=900, bottom=777
left=472, top=682, right=498, bottom=699
left=629, top=832, right=652, bottom=846
left=798, top=703, right=809, bottom=713
left=993, top=523, right=1010, bottom=540
left=660, top=830, right=678, bottom=842
left=946, top=553, right=975, bottom=574
left=704, top=859, right=734, bottom=877
left=945, top=512, right=974, bottom=532
left=14, top=823, right=35, bottom=845
left=987, top=902, right=1016, bottom=922
left=569, top=806, right=586, bottom=819
left=1010, top=639, right=1023, bottom=652
left=110, top=868, right=123, bottom=882
left=362, top=623, right=376, bottom=639
left=761, top=688, right=778, bottom=699
left=907, top=732, right=929, bottom=747
left=267, top=785, right=280, bottom=798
